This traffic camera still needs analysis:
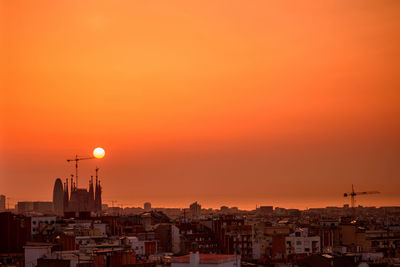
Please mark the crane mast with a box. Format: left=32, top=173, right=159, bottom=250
left=344, top=184, right=380, bottom=217
left=66, top=155, right=94, bottom=188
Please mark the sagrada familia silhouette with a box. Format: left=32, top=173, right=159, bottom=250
left=53, top=168, right=102, bottom=216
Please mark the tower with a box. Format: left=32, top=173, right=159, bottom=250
left=63, top=178, right=69, bottom=212
left=94, top=167, right=102, bottom=212
left=53, top=178, right=64, bottom=216
left=89, top=176, right=95, bottom=211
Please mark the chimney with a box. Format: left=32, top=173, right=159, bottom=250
left=190, top=252, right=200, bottom=267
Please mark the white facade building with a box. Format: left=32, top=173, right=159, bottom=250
left=31, top=216, right=56, bottom=236
left=285, top=228, right=320, bottom=255
left=171, top=224, right=181, bottom=254
left=24, top=243, right=52, bottom=267
left=128, top=236, right=146, bottom=256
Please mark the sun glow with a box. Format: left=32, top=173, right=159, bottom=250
left=93, top=147, right=105, bottom=159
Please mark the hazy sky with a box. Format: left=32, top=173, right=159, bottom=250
left=1, top=1, right=399, bottom=210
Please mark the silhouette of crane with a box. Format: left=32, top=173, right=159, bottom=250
left=344, top=184, right=380, bottom=215
left=66, top=155, right=94, bottom=188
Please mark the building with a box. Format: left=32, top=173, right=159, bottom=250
left=176, top=221, right=218, bottom=254
left=155, top=223, right=177, bottom=252
left=63, top=169, right=102, bottom=216
left=0, top=212, right=31, bottom=253
left=31, top=216, right=56, bottom=237
left=144, top=202, right=152, bottom=211
left=0, top=195, right=5, bottom=211
left=213, top=216, right=252, bottom=260
left=127, top=236, right=157, bottom=257
left=17, top=201, right=54, bottom=214
left=24, top=242, right=53, bottom=267
left=52, top=178, right=64, bottom=216
left=257, top=206, right=273, bottom=215
left=285, top=228, right=320, bottom=255
left=190, top=202, right=201, bottom=218
left=171, top=252, right=240, bottom=267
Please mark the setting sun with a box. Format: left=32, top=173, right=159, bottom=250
left=93, top=147, right=105, bottom=159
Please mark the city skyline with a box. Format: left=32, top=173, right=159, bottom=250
left=1, top=1, right=400, bottom=210
left=0, top=173, right=388, bottom=211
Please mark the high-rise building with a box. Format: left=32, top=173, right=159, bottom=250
left=53, top=179, right=64, bottom=216
left=0, top=195, right=5, bottom=211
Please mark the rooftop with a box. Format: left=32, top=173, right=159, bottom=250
left=171, top=254, right=239, bottom=264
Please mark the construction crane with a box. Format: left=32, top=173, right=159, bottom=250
left=344, top=184, right=380, bottom=215
left=66, top=155, right=94, bottom=188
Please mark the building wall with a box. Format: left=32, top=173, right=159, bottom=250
left=172, top=225, right=181, bottom=254
left=17, top=202, right=54, bottom=214
left=285, top=236, right=320, bottom=255
left=172, top=261, right=240, bottom=267
left=285, top=229, right=320, bottom=256
left=0, top=212, right=31, bottom=253
left=0, top=195, right=5, bottom=211
left=155, top=224, right=172, bottom=252
left=31, top=216, right=56, bottom=236
left=265, top=226, right=290, bottom=236
left=339, top=225, right=357, bottom=246
left=129, top=237, right=145, bottom=256
left=24, top=246, right=52, bottom=267
left=37, top=259, right=70, bottom=267
left=271, top=236, right=286, bottom=260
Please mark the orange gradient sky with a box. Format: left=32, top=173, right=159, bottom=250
left=1, top=1, right=400, bottom=210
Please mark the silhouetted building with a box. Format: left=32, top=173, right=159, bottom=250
left=52, top=178, right=64, bottom=216
left=63, top=169, right=102, bottom=216
left=17, top=201, right=54, bottom=214
left=0, top=212, right=31, bottom=253
left=0, top=195, right=5, bottom=211
left=257, top=206, right=273, bottom=215
left=144, top=202, right=151, bottom=211
left=190, top=201, right=201, bottom=218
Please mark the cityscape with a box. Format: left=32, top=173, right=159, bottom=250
left=2, top=1, right=400, bottom=267
left=1, top=155, right=400, bottom=266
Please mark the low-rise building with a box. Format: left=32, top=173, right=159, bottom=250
left=171, top=252, right=240, bottom=267
left=285, top=228, right=320, bottom=255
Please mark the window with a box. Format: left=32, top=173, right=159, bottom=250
left=296, top=241, right=302, bottom=246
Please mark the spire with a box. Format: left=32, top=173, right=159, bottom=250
left=89, top=175, right=95, bottom=211
left=65, top=178, right=69, bottom=198
left=70, top=174, right=74, bottom=192
left=94, top=167, right=102, bottom=212
left=64, top=177, right=69, bottom=212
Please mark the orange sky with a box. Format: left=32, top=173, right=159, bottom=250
left=1, top=1, right=400, bottom=210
